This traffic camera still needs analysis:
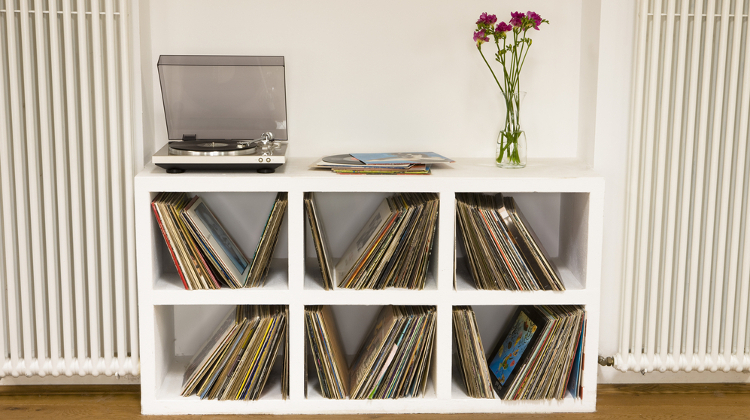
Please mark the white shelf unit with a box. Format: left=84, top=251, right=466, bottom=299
left=135, top=158, right=604, bottom=415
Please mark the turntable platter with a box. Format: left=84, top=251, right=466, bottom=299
left=168, top=140, right=257, bottom=156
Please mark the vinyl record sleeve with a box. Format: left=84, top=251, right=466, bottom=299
left=151, top=193, right=189, bottom=289
left=197, top=318, right=252, bottom=399
left=566, top=317, right=586, bottom=398
left=486, top=306, right=548, bottom=399
left=456, top=194, right=516, bottom=289
left=246, top=192, right=288, bottom=287
left=153, top=192, right=221, bottom=290
left=304, top=306, right=350, bottom=399
left=350, top=152, right=454, bottom=164
left=380, top=308, right=432, bottom=399
left=182, top=196, right=251, bottom=288
left=415, top=309, right=437, bottom=397
left=304, top=193, right=334, bottom=290
left=368, top=309, right=415, bottom=398
left=203, top=316, right=259, bottom=400
left=349, top=306, right=402, bottom=398
left=335, top=198, right=396, bottom=287
left=282, top=306, right=290, bottom=400
left=453, top=306, right=494, bottom=398
left=182, top=308, right=240, bottom=395
left=501, top=196, right=565, bottom=290
left=172, top=201, right=222, bottom=289
left=321, top=154, right=366, bottom=165
left=495, top=194, right=553, bottom=290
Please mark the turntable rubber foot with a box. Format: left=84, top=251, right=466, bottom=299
left=167, top=168, right=185, bottom=174
left=257, top=168, right=275, bottom=174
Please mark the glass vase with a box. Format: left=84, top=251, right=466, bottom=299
left=496, top=91, right=527, bottom=168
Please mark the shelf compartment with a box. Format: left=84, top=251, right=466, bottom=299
left=454, top=192, right=589, bottom=292
left=151, top=304, right=289, bottom=404
left=304, top=192, right=440, bottom=291
left=151, top=191, right=289, bottom=291
left=451, top=305, right=588, bottom=404
left=304, top=305, right=437, bottom=401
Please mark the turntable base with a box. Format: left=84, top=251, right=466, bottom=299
left=157, top=162, right=280, bottom=173
left=151, top=142, right=287, bottom=173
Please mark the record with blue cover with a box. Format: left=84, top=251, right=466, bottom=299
left=322, top=154, right=365, bottom=165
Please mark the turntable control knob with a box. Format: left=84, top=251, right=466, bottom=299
left=258, top=158, right=263, bottom=162
left=266, top=158, right=271, bottom=162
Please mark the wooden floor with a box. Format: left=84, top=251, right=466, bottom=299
left=1, top=384, right=748, bottom=419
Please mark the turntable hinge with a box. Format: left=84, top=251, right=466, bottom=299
left=182, top=134, right=197, bottom=141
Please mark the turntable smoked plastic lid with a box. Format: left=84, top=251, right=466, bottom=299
left=158, top=55, right=288, bottom=141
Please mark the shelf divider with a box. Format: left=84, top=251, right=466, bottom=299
left=288, top=190, right=305, bottom=292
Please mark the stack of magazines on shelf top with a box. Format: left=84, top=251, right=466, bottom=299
left=453, top=305, right=586, bottom=400
left=313, top=152, right=454, bottom=175
left=305, top=192, right=439, bottom=290
left=455, top=193, right=565, bottom=291
left=152, top=192, right=287, bottom=290
left=305, top=305, right=436, bottom=400
left=181, top=305, right=289, bottom=400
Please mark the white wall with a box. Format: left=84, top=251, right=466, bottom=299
left=593, top=0, right=636, bottom=378
left=140, top=0, right=586, bottom=162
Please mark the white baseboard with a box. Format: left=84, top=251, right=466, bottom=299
left=598, top=366, right=750, bottom=384
left=0, top=375, right=140, bottom=386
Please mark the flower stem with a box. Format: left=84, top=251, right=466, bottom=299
left=478, top=47, right=505, bottom=96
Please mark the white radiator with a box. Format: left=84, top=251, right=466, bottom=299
left=618, top=0, right=750, bottom=373
left=0, top=0, right=138, bottom=377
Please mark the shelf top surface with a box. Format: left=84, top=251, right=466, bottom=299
left=136, top=158, right=604, bottom=193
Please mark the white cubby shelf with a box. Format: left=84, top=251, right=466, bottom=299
left=135, top=157, right=604, bottom=415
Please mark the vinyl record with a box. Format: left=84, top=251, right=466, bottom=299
left=322, top=154, right=365, bottom=165
left=168, top=140, right=256, bottom=156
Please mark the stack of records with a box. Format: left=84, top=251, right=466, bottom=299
left=282, top=309, right=290, bottom=399
left=181, top=305, right=288, bottom=400
left=152, top=192, right=287, bottom=289
left=329, top=163, right=431, bottom=176
left=455, top=193, right=564, bottom=291
left=244, top=192, right=288, bottom=287
left=152, top=192, right=221, bottom=290
left=487, top=305, right=586, bottom=400
left=304, top=306, right=349, bottom=399
left=314, top=152, right=454, bottom=175
left=348, top=306, right=436, bottom=399
left=335, top=193, right=439, bottom=290
left=304, top=193, right=334, bottom=290
left=452, top=306, right=494, bottom=399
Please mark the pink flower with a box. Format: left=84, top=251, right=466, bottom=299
left=526, top=11, right=543, bottom=30
left=509, top=11, right=525, bottom=28
left=496, top=22, right=512, bottom=33
left=476, top=12, right=497, bottom=26
left=473, top=30, right=490, bottom=45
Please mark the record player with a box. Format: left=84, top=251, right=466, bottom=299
left=152, top=55, right=288, bottom=173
